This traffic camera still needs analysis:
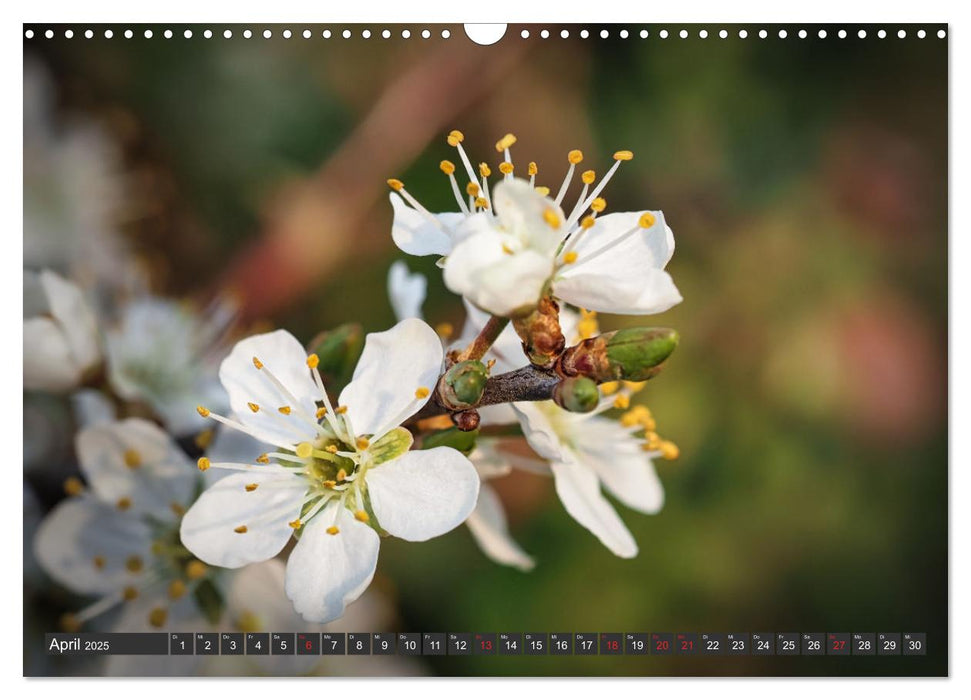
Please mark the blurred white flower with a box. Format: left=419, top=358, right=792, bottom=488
left=386, top=261, right=427, bottom=322
left=388, top=133, right=682, bottom=317
left=105, top=296, right=232, bottom=435
left=181, top=319, right=479, bottom=623
left=23, top=269, right=103, bottom=392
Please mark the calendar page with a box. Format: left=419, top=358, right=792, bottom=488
left=21, top=20, right=948, bottom=679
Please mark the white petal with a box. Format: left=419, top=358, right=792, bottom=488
left=33, top=496, right=154, bottom=595
left=39, top=269, right=102, bottom=372
left=466, top=483, right=535, bottom=571
left=469, top=441, right=513, bottom=481
left=549, top=458, right=638, bottom=558
left=459, top=298, right=528, bottom=374
left=492, top=178, right=565, bottom=257
left=389, top=192, right=462, bottom=256
left=575, top=417, right=664, bottom=514
left=71, top=389, right=117, bottom=427
left=365, top=447, right=479, bottom=541
left=75, top=418, right=196, bottom=520
left=387, top=260, right=427, bottom=322
left=23, top=317, right=82, bottom=391
left=568, top=211, right=675, bottom=268
left=219, top=329, right=321, bottom=446
left=511, top=401, right=577, bottom=464
left=179, top=472, right=306, bottom=568
left=284, top=503, right=380, bottom=623
left=338, top=318, right=442, bottom=436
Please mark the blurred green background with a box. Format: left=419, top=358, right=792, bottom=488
left=25, top=24, right=947, bottom=676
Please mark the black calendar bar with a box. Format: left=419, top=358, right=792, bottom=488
left=44, top=632, right=927, bottom=656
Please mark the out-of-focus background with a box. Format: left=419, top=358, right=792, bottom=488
left=24, top=24, right=947, bottom=676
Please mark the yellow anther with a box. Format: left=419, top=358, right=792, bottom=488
left=613, top=150, right=634, bottom=161
left=234, top=525, right=248, bottom=534
left=315, top=406, right=327, bottom=419
left=63, top=477, right=84, bottom=497
left=659, top=440, right=680, bottom=460
left=600, top=381, right=620, bottom=395
left=639, top=212, right=657, bottom=228
left=624, top=380, right=648, bottom=393
left=196, top=405, right=211, bottom=417
left=543, top=208, right=562, bottom=229
left=581, top=308, right=598, bottom=319
left=170, top=502, right=185, bottom=516
left=435, top=322, right=454, bottom=339
left=289, top=519, right=302, bottom=529
left=256, top=453, right=270, bottom=464
left=498, top=162, right=514, bottom=175
left=323, top=480, right=337, bottom=488
left=487, top=359, right=497, bottom=370
left=447, top=129, right=465, bottom=146
left=326, top=526, right=340, bottom=536
left=581, top=169, right=596, bottom=185
left=335, top=406, right=348, bottom=414
left=93, top=555, right=106, bottom=569
left=568, top=149, right=584, bottom=164
left=613, top=394, right=631, bottom=410
left=186, top=560, right=207, bottom=580
left=356, top=437, right=370, bottom=451
left=125, top=556, right=143, bottom=573
left=620, top=411, right=640, bottom=428
left=197, top=457, right=211, bottom=472
left=295, top=442, right=313, bottom=459
left=440, top=160, right=456, bottom=175
left=307, top=353, right=320, bottom=369
left=502, top=243, right=515, bottom=255
left=325, top=445, right=339, bottom=454
left=590, top=197, right=607, bottom=213
left=247, top=402, right=260, bottom=413
left=116, top=497, right=132, bottom=511
left=244, top=483, right=259, bottom=492
left=415, top=386, right=431, bottom=399
left=474, top=197, right=489, bottom=209
left=354, top=510, right=370, bottom=523
left=528, top=161, right=539, bottom=176
left=60, top=613, right=81, bottom=633
left=194, top=428, right=214, bottom=450
left=168, top=579, right=187, bottom=600
left=278, top=405, right=292, bottom=415
left=562, top=251, right=578, bottom=264
left=123, top=586, right=139, bottom=601
left=534, top=186, right=550, bottom=196
left=123, top=449, right=141, bottom=469
left=466, top=181, right=480, bottom=197
left=644, top=431, right=662, bottom=450
left=580, top=215, right=596, bottom=229
left=148, top=607, right=168, bottom=628
left=387, top=178, right=404, bottom=191
left=578, top=317, right=599, bottom=340
left=479, top=162, right=491, bottom=178
left=336, top=469, right=348, bottom=482
left=252, top=356, right=263, bottom=369
left=495, top=133, right=517, bottom=151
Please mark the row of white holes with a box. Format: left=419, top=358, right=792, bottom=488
left=25, top=27, right=947, bottom=41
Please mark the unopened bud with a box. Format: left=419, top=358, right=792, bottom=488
left=452, top=409, right=481, bottom=432
left=511, top=296, right=566, bottom=369
left=558, top=327, right=679, bottom=382
left=440, top=360, right=489, bottom=410
left=553, top=376, right=600, bottom=413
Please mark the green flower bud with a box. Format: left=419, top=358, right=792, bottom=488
left=558, top=327, right=679, bottom=382
left=306, top=323, right=364, bottom=388
left=440, top=360, right=489, bottom=410
left=553, top=376, right=600, bottom=413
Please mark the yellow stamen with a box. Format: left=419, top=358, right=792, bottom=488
left=252, top=356, right=263, bottom=369
left=498, top=162, right=514, bottom=175
left=590, top=197, right=607, bottom=213
left=197, top=457, right=211, bottom=472
left=196, top=405, right=211, bottom=417
left=125, top=556, right=143, bottom=573
left=326, top=526, right=340, bottom=536
left=528, top=162, right=538, bottom=176
left=256, top=453, right=270, bottom=464
left=278, top=405, right=292, bottom=415
left=234, top=525, right=248, bottom=534
left=639, top=212, right=657, bottom=228
left=307, top=353, right=320, bottom=369
left=323, top=480, right=337, bottom=488
left=123, top=449, right=141, bottom=469
left=659, top=440, right=680, bottom=460
left=568, top=149, right=584, bottom=164
left=295, top=442, right=313, bottom=459
left=435, top=322, right=454, bottom=339
left=244, top=483, right=259, bottom=492
left=440, top=160, right=456, bottom=175
left=168, top=580, right=187, bottom=600
left=466, top=181, right=480, bottom=197
left=613, top=394, right=631, bottom=410
left=479, top=162, right=491, bottom=178
left=495, top=133, right=517, bottom=151
left=123, top=586, right=139, bottom=601
left=581, top=169, right=596, bottom=185
left=356, top=437, right=370, bottom=451
left=194, top=428, right=214, bottom=450
left=148, top=607, right=168, bottom=628
left=387, top=178, right=404, bottom=191
left=92, top=555, right=106, bottom=569
left=613, top=150, right=634, bottom=161
left=336, top=469, right=348, bottom=482
left=474, top=196, right=489, bottom=209
left=186, top=560, right=207, bottom=580
left=447, top=129, right=465, bottom=146
left=415, top=386, right=431, bottom=399
left=354, top=510, right=370, bottom=523
left=624, top=380, right=648, bottom=393
left=116, top=497, right=132, bottom=511
left=562, top=251, right=578, bottom=264
left=535, top=186, right=550, bottom=197
left=599, top=381, right=620, bottom=395
left=247, top=402, right=260, bottom=413
left=63, top=477, right=84, bottom=497
left=325, top=445, right=339, bottom=454
left=335, top=406, right=348, bottom=414
left=581, top=215, right=596, bottom=229
left=502, top=243, right=515, bottom=255
left=543, top=208, right=562, bottom=229
left=316, top=407, right=327, bottom=419
left=289, top=519, right=302, bottom=529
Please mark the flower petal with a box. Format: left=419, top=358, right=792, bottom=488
left=387, top=260, right=427, bottom=322
left=76, top=418, right=196, bottom=520
left=511, top=401, right=577, bottom=464
left=33, top=496, right=154, bottom=595
left=389, top=192, right=463, bottom=256
left=179, top=472, right=305, bottom=568
left=219, top=329, right=321, bottom=447
left=466, top=483, right=535, bottom=571
left=549, top=458, right=638, bottom=558
left=365, top=447, right=479, bottom=541
left=284, top=503, right=380, bottom=623
left=492, top=178, right=565, bottom=257
left=39, top=269, right=102, bottom=372
left=338, top=318, right=443, bottom=436
left=23, top=317, right=83, bottom=391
